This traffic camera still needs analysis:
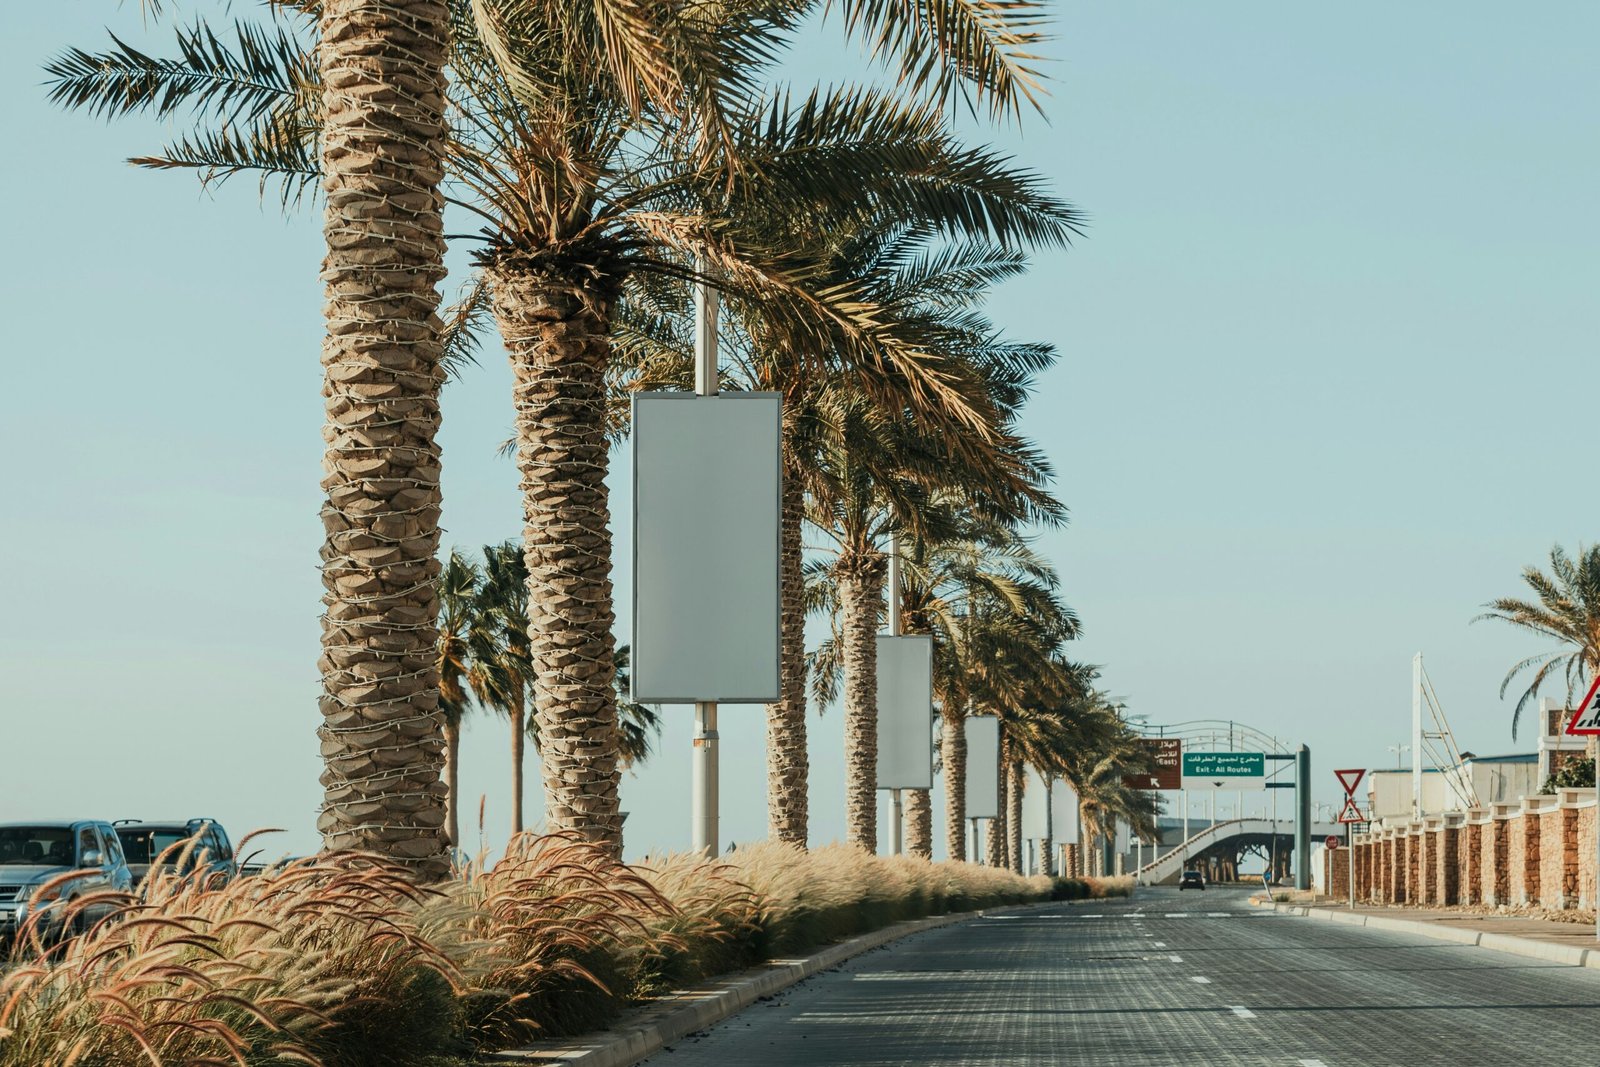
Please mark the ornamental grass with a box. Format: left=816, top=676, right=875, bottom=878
left=0, top=832, right=1107, bottom=1066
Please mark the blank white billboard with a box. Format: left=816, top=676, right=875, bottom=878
left=1051, top=780, right=1080, bottom=844
left=964, top=716, right=1000, bottom=818
left=876, top=635, right=933, bottom=789
left=1021, top=766, right=1049, bottom=838
left=631, top=393, right=782, bottom=702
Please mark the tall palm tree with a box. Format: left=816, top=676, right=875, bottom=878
left=1476, top=543, right=1600, bottom=739
left=899, top=519, right=1075, bottom=860
left=434, top=549, right=482, bottom=849
left=46, top=0, right=451, bottom=875
left=50, top=0, right=1063, bottom=859
left=466, top=542, right=534, bottom=834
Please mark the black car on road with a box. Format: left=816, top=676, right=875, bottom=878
left=1178, top=869, right=1206, bottom=890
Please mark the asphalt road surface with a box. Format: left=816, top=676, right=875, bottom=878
left=641, top=886, right=1600, bottom=1066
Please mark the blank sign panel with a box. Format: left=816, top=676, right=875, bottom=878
left=964, top=716, right=1000, bottom=818
left=631, top=393, right=782, bottom=703
left=875, top=635, right=933, bottom=789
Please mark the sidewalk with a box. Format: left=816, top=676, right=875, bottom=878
left=1253, top=895, right=1600, bottom=967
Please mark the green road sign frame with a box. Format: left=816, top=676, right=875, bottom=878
left=1181, top=751, right=1265, bottom=778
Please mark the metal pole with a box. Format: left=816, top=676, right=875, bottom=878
left=1183, top=789, right=1190, bottom=853
left=1412, top=653, right=1424, bottom=819
left=1296, top=744, right=1311, bottom=891
left=890, top=790, right=903, bottom=855
left=690, top=265, right=719, bottom=858
left=886, top=532, right=902, bottom=855
left=1348, top=818, right=1355, bottom=909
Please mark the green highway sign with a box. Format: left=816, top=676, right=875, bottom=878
left=1181, top=751, right=1266, bottom=788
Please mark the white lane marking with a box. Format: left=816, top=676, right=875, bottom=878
left=1299, top=1061, right=1328, bottom=1066
left=1168, top=955, right=1183, bottom=963
left=1152, top=941, right=1167, bottom=948
left=1228, top=1005, right=1256, bottom=1019
left=1189, top=976, right=1211, bottom=984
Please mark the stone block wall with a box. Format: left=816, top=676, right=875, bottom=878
left=1459, top=820, right=1482, bottom=905
left=1538, top=807, right=1576, bottom=909
left=1351, top=792, right=1598, bottom=912
left=1482, top=816, right=1508, bottom=905
left=1434, top=824, right=1460, bottom=906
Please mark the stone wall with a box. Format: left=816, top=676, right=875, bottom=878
left=1352, top=790, right=1597, bottom=913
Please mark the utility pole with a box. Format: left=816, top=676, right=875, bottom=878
left=690, top=267, right=719, bottom=858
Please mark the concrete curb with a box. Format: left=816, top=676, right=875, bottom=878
left=489, top=900, right=1055, bottom=1066
left=1256, top=899, right=1600, bottom=968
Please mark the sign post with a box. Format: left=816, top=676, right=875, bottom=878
left=1334, top=769, right=1367, bottom=911
left=632, top=275, right=783, bottom=857
left=1563, top=677, right=1600, bottom=940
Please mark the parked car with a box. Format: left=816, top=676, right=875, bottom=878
left=114, top=819, right=237, bottom=887
left=0, top=821, right=135, bottom=941
left=1178, top=869, right=1206, bottom=890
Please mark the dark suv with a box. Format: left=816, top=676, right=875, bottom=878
left=0, top=821, right=135, bottom=941
left=114, top=819, right=237, bottom=887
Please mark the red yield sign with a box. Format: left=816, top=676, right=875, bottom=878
left=1564, top=676, right=1600, bottom=736
left=1334, top=768, right=1366, bottom=796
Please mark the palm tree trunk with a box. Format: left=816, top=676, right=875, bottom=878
left=766, top=465, right=809, bottom=845
left=1006, top=761, right=1024, bottom=873
left=442, top=713, right=460, bottom=849
left=509, top=691, right=525, bottom=836
left=941, top=705, right=967, bottom=861
left=487, top=260, right=622, bottom=856
left=315, top=0, right=451, bottom=879
left=905, top=789, right=933, bottom=858
left=839, top=555, right=885, bottom=851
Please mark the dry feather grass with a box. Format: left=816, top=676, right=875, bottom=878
left=0, top=831, right=1093, bottom=1064
left=0, top=833, right=457, bottom=1067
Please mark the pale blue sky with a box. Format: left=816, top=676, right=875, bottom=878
left=2, top=3, right=1593, bottom=862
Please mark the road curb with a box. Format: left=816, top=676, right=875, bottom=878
left=1258, top=900, right=1600, bottom=966
left=488, top=899, right=1056, bottom=1066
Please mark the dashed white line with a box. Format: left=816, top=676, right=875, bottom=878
left=1152, top=941, right=1167, bottom=948
left=1228, top=1005, right=1256, bottom=1019
left=1189, top=976, right=1212, bottom=984
left=1168, top=955, right=1184, bottom=963
left=1299, top=1060, right=1328, bottom=1066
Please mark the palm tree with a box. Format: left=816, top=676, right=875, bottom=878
left=434, top=549, right=482, bottom=849
left=50, top=0, right=1063, bottom=859
left=466, top=542, right=534, bottom=834
left=1476, top=543, right=1600, bottom=739
left=1058, top=695, right=1162, bottom=877
left=899, top=520, right=1076, bottom=860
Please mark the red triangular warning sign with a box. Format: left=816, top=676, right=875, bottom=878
left=1334, top=768, right=1366, bottom=796
left=1564, top=676, right=1600, bottom=736
left=1337, top=797, right=1366, bottom=824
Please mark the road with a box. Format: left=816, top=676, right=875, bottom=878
left=641, top=886, right=1600, bottom=1066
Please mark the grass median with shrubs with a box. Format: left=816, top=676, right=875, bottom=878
left=0, top=834, right=1132, bottom=1066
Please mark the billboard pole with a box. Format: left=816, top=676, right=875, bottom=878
left=690, top=267, right=719, bottom=858
left=887, top=532, right=903, bottom=855
left=1296, top=745, right=1311, bottom=890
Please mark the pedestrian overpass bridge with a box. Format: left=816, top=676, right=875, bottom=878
left=1136, top=817, right=1344, bottom=885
